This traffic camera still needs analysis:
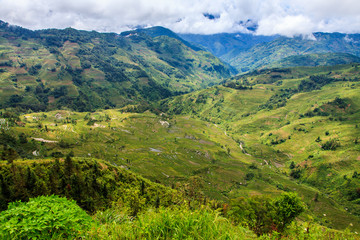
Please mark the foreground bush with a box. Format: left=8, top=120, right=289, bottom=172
left=229, top=192, right=306, bottom=236
left=0, top=195, right=93, bottom=239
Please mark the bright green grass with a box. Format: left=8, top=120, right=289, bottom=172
left=6, top=105, right=359, bottom=232
left=90, top=207, right=256, bottom=240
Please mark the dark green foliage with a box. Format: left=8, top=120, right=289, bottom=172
left=8, top=95, right=23, bottom=105
left=321, top=139, right=340, bottom=150
left=1, top=145, right=18, bottom=163
left=18, top=133, right=27, bottom=144
left=290, top=167, right=302, bottom=179
left=259, top=88, right=296, bottom=110
left=0, top=158, right=179, bottom=213
left=298, top=75, right=338, bottom=92
left=50, top=151, right=64, bottom=158
left=245, top=172, right=255, bottom=181
left=272, top=192, right=306, bottom=232
left=249, top=163, right=258, bottom=169
left=224, top=81, right=253, bottom=90
left=289, top=161, right=296, bottom=169
left=0, top=195, right=93, bottom=239
left=305, top=97, right=353, bottom=119
left=65, top=155, right=73, bottom=176
left=27, top=63, right=42, bottom=75
left=339, top=179, right=360, bottom=202
left=229, top=192, right=305, bottom=236
left=52, top=86, right=68, bottom=98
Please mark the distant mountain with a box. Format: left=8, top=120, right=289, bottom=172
left=180, top=32, right=360, bottom=72
left=178, top=33, right=276, bottom=62
left=132, top=27, right=238, bottom=74
left=0, top=21, right=232, bottom=111
left=266, top=53, right=360, bottom=68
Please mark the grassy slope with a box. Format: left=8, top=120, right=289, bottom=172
left=2, top=94, right=360, bottom=231
left=266, top=53, right=360, bottom=68
left=160, top=64, right=360, bottom=231
left=226, top=33, right=360, bottom=72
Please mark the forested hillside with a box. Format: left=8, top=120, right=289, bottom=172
left=0, top=21, right=231, bottom=112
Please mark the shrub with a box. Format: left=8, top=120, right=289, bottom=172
left=229, top=192, right=305, bottom=236
left=272, top=192, right=306, bottom=232
left=321, top=139, right=340, bottom=150
left=289, top=161, right=296, bottom=169
left=0, top=195, right=93, bottom=239
left=229, top=195, right=274, bottom=236
left=290, top=167, right=302, bottom=179
left=245, top=172, right=255, bottom=181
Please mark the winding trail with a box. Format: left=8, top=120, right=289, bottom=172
left=239, top=142, right=252, bottom=156
left=214, top=123, right=269, bottom=165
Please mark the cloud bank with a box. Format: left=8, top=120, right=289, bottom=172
left=0, top=0, right=360, bottom=36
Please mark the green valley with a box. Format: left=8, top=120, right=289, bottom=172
left=1, top=20, right=360, bottom=239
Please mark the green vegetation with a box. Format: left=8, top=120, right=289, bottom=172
left=160, top=64, right=360, bottom=232
left=1, top=159, right=356, bottom=239
left=0, top=20, right=231, bottom=112
left=0, top=157, right=179, bottom=212
left=230, top=192, right=305, bottom=236
left=0, top=195, right=92, bottom=239
left=91, top=207, right=255, bottom=239
left=268, top=53, right=360, bottom=68
left=2, top=20, right=360, bottom=239
left=180, top=32, right=360, bottom=72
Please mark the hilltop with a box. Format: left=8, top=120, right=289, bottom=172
left=0, top=20, right=231, bottom=112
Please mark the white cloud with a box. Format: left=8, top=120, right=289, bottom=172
left=0, top=0, right=359, bottom=36
left=256, top=15, right=316, bottom=37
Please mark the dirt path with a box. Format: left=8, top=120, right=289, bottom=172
left=239, top=142, right=252, bottom=156
left=32, top=138, right=58, bottom=143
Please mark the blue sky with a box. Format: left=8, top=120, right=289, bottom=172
left=1, top=0, right=360, bottom=36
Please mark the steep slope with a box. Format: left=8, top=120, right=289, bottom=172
left=227, top=33, right=360, bottom=72
left=160, top=64, right=360, bottom=231
left=0, top=157, right=179, bottom=212
left=266, top=53, right=360, bottom=68
left=179, top=32, right=276, bottom=63
left=0, top=20, right=231, bottom=111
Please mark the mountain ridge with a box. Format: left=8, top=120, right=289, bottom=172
left=177, top=31, right=360, bottom=72
left=0, top=20, right=232, bottom=112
